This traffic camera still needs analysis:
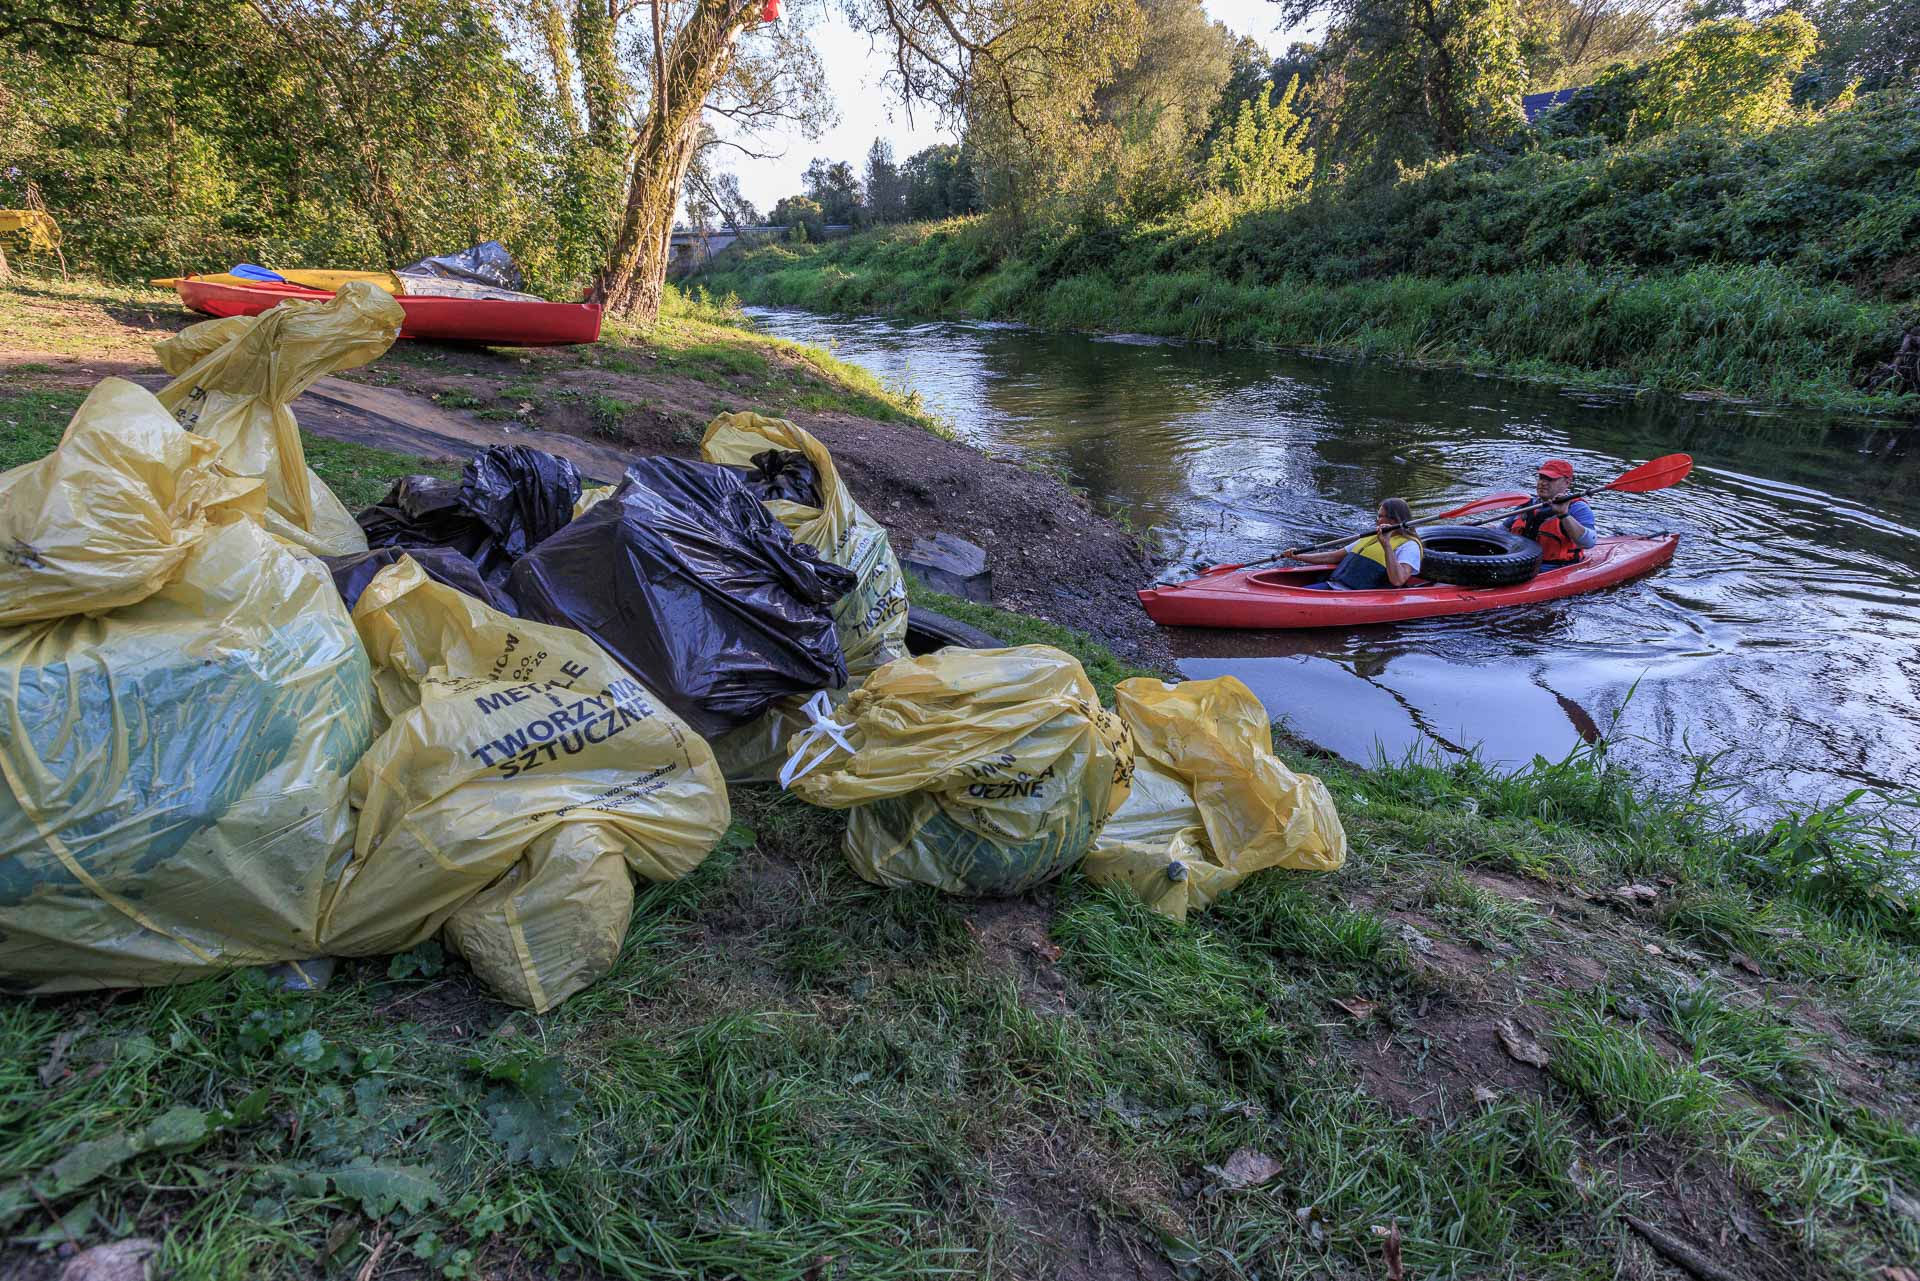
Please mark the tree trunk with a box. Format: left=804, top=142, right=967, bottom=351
left=594, top=0, right=756, bottom=323
left=536, top=0, right=582, bottom=136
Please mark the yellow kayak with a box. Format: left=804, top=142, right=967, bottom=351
left=152, top=269, right=403, bottom=293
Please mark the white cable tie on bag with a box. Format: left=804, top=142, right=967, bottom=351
left=778, top=690, right=856, bottom=789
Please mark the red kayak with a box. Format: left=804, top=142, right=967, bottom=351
left=1139, top=494, right=1678, bottom=629
left=173, top=277, right=602, bottom=347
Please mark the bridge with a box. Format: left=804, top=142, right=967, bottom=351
left=666, top=224, right=853, bottom=275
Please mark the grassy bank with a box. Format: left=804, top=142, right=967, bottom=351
left=699, top=96, right=1920, bottom=416
left=5, top=382, right=1920, bottom=1279
left=0, top=277, right=944, bottom=444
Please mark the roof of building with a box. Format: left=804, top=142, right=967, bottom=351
left=1522, top=87, right=1582, bottom=122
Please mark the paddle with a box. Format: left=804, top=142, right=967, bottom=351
left=1160, top=453, right=1693, bottom=587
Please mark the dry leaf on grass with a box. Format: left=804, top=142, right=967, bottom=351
left=1495, top=1018, right=1551, bottom=1068
left=1333, top=997, right=1378, bottom=1022
left=1206, top=1147, right=1283, bottom=1189
left=60, top=1239, right=158, bottom=1281
left=1371, top=1224, right=1405, bottom=1280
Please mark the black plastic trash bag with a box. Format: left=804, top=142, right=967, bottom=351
left=740, top=449, right=821, bottom=505
left=323, top=545, right=519, bottom=616
left=510, top=457, right=857, bottom=738
left=461, top=445, right=582, bottom=561
left=355, top=445, right=580, bottom=591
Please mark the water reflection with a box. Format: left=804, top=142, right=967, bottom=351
left=749, top=307, right=1920, bottom=809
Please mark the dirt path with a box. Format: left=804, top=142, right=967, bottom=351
left=0, top=285, right=1171, bottom=667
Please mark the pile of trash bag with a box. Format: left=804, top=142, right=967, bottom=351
left=0, top=380, right=377, bottom=990
left=357, top=444, right=582, bottom=594
left=4, top=301, right=1349, bottom=1009
left=153, top=279, right=402, bottom=557
left=782, top=646, right=1135, bottom=896
left=512, top=457, right=857, bottom=739
left=322, top=557, right=731, bottom=1011
left=1085, top=676, right=1346, bottom=920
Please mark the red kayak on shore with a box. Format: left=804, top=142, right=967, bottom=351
left=173, top=277, right=603, bottom=347
left=1139, top=494, right=1679, bottom=629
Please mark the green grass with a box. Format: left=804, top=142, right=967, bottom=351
left=0, top=388, right=75, bottom=471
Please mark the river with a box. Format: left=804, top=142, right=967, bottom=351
left=747, top=307, right=1920, bottom=812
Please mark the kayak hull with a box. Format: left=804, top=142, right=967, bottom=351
left=1140, top=533, right=1679, bottom=629
left=174, top=277, right=602, bottom=347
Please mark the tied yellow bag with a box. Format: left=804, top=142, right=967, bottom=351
left=785, top=646, right=1134, bottom=896
left=1086, top=677, right=1346, bottom=920
left=0, top=380, right=376, bottom=990
left=0, top=379, right=265, bottom=624
left=323, top=558, right=732, bottom=1011
left=154, top=280, right=403, bottom=556
left=701, top=413, right=908, bottom=679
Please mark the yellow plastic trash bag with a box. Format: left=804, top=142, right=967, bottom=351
left=784, top=646, right=1134, bottom=896
left=155, top=279, right=403, bottom=557
left=323, top=557, right=731, bottom=1010
left=574, top=484, right=616, bottom=519
left=0, top=381, right=376, bottom=990
left=0, top=379, right=265, bottom=624
left=702, top=413, right=909, bottom=680
left=1085, top=676, right=1345, bottom=921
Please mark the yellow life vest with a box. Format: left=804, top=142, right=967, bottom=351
left=1348, top=531, right=1418, bottom=568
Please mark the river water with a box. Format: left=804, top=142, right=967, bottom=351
left=748, top=307, right=1920, bottom=811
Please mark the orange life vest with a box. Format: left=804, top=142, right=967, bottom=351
left=1510, top=506, right=1584, bottom=564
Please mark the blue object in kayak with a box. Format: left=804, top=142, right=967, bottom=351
left=229, top=263, right=287, bottom=283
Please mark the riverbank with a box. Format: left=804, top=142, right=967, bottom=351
left=4, top=277, right=1920, bottom=1280
left=0, top=276, right=1167, bottom=665
left=696, top=96, right=1920, bottom=418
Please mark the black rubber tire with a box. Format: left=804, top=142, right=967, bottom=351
left=1414, top=524, right=1543, bottom=588
left=905, top=605, right=1003, bottom=654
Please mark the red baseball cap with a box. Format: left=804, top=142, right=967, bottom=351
left=1537, top=459, right=1575, bottom=480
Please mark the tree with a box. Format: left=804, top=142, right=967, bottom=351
left=1799, top=0, right=1920, bottom=98
left=1517, top=0, right=1677, bottom=89
left=1205, top=76, right=1314, bottom=207
left=863, top=139, right=907, bottom=223
left=902, top=143, right=981, bottom=218
left=802, top=157, right=864, bottom=224
left=1280, top=0, right=1528, bottom=174
left=587, top=0, right=1141, bottom=320
left=770, top=193, right=824, bottom=239
left=1095, top=0, right=1235, bottom=141
left=683, top=128, right=761, bottom=229
left=1, top=0, right=570, bottom=280
left=1551, top=11, right=1821, bottom=141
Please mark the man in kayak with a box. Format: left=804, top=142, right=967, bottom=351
left=1283, top=498, right=1423, bottom=590
left=1511, top=459, right=1597, bottom=565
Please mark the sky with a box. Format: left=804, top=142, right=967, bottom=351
left=724, top=0, right=1308, bottom=213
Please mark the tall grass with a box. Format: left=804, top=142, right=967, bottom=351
left=699, top=91, right=1920, bottom=413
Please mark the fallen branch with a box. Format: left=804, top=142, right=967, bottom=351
left=1625, top=1216, right=1747, bottom=1281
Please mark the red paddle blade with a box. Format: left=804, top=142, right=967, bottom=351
left=1604, top=453, right=1692, bottom=493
